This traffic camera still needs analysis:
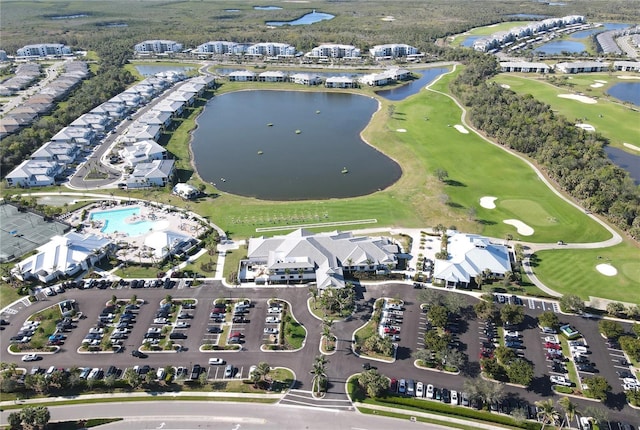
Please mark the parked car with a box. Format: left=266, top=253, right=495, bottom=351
left=190, top=364, right=201, bottom=380
left=208, top=358, right=225, bottom=365
left=224, top=364, right=234, bottom=378
left=460, top=392, right=469, bottom=407
left=441, top=388, right=451, bottom=403
left=550, top=375, right=572, bottom=386
left=22, top=353, right=40, bottom=362
left=426, top=384, right=434, bottom=399
left=415, top=381, right=424, bottom=397
left=207, top=326, right=222, bottom=333
left=451, top=390, right=459, bottom=405
left=398, top=379, right=406, bottom=394
left=264, top=327, right=278, bottom=335
left=131, top=350, right=148, bottom=359
left=265, top=316, right=280, bottom=324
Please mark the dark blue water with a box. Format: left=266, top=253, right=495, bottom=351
left=254, top=6, right=281, bottom=10
left=605, top=147, right=640, bottom=185
left=135, top=65, right=193, bottom=76
left=191, top=91, right=401, bottom=200
left=606, top=82, right=640, bottom=107
left=267, top=11, right=334, bottom=26
left=533, top=40, right=586, bottom=54
left=570, top=23, right=630, bottom=39
left=461, top=36, right=482, bottom=48
left=507, top=14, right=549, bottom=19
left=376, top=68, right=449, bottom=101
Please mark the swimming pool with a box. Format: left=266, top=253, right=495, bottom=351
left=90, top=207, right=157, bottom=236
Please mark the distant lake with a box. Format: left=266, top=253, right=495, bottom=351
left=604, top=147, right=640, bottom=185
left=461, top=36, right=482, bottom=48
left=191, top=91, right=401, bottom=200
left=135, top=65, right=193, bottom=76
left=254, top=6, right=281, bottom=10
left=507, top=14, right=548, bottom=19
left=606, top=82, right=640, bottom=107
left=533, top=40, right=586, bottom=54
left=267, top=11, right=334, bottom=26
left=570, top=23, right=630, bottom=39
left=376, top=68, right=449, bottom=101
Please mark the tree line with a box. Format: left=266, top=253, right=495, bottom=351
left=448, top=52, right=640, bottom=240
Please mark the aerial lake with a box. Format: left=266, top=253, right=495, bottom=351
left=604, top=146, right=640, bottom=185
left=267, top=10, right=334, bottom=26
left=377, top=68, right=449, bottom=101
left=191, top=91, right=401, bottom=200
left=606, top=82, right=640, bottom=107
left=533, top=40, right=586, bottom=54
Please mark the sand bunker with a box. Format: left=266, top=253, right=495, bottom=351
left=590, top=83, right=604, bottom=88
left=480, top=196, right=497, bottom=209
left=594, top=80, right=607, bottom=84
left=503, top=219, right=534, bottom=236
left=396, top=128, right=407, bottom=133
left=576, top=123, right=595, bottom=132
left=381, top=16, right=396, bottom=21
left=596, top=263, right=617, bottom=276
left=454, top=124, right=469, bottom=134
left=558, top=94, right=597, bottom=104
left=623, top=143, right=640, bottom=152
left=500, top=84, right=511, bottom=89
left=619, top=75, right=640, bottom=80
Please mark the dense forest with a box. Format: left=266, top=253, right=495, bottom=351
left=449, top=53, right=640, bottom=240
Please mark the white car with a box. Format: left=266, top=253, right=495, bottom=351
left=460, top=392, right=469, bottom=406
left=113, top=328, right=129, bottom=334
left=265, top=316, right=280, bottom=324
left=153, top=318, right=169, bottom=324
left=544, top=336, right=559, bottom=344
left=156, top=368, right=166, bottom=380
left=415, top=381, right=424, bottom=397
left=175, top=321, right=190, bottom=328
left=267, top=307, right=281, bottom=314
left=398, top=379, right=406, bottom=394
left=451, top=390, right=459, bottom=405
left=89, top=327, right=104, bottom=334
left=550, top=375, right=572, bottom=387
left=21, top=353, right=39, bottom=362
left=426, top=384, right=434, bottom=399
left=264, top=327, right=278, bottom=335
left=208, top=358, right=225, bottom=365
left=147, top=327, right=162, bottom=334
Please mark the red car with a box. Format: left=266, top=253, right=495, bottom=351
left=545, top=342, right=561, bottom=350
left=384, top=327, right=399, bottom=334
left=389, top=378, right=398, bottom=392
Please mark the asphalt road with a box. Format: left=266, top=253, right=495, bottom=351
left=1, top=282, right=639, bottom=425
left=1, top=401, right=453, bottom=430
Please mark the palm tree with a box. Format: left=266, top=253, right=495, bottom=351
left=256, top=362, right=270, bottom=382
left=284, top=268, right=291, bottom=284
left=558, top=397, right=578, bottom=429
left=535, top=399, right=559, bottom=429
left=312, top=355, right=328, bottom=378
left=308, top=286, right=318, bottom=309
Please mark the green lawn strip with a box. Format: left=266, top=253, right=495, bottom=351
left=282, top=307, right=306, bottom=349
left=491, top=73, right=639, bottom=149
left=221, top=248, right=246, bottom=280
left=533, top=242, right=640, bottom=304
left=559, top=336, right=580, bottom=388
left=181, top=251, right=218, bottom=277
left=449, top=21, right=531, bottom=46
left=1, top=396, right=277, bottom=411
left=360, top=397, right=536, bottom=430
left=357, top=407, right=480, bottom=430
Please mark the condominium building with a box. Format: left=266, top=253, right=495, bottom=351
left=134, top=40, right=183, bottom=54
left=16, top=43, right=72, bottom=57
left=194, top=41, right=246, bottom=55
left=369, top=43, right=419, bottom=59
left=246, top=42, right=296, bottom=57
left=309, top=44, right=361, bottom=58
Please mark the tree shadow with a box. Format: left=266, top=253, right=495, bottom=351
left=477, top=219, right=497, bottom=226
left=175, top=168, right=193, bottom=183
left=446, top=202, right=464, bottom=208
left=444, top=179, right=466, bottom=187
left=461, top=361, right=480, bottom=377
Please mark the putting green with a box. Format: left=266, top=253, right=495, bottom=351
left=499, top=199, right=558, bottom=226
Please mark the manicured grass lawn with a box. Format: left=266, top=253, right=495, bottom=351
left=450, top=21, right=530, bottom=46
left=533, top=241, right=640, bottom=303
left=492, top=73, right=640, bottom=149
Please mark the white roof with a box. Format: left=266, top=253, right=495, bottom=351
left=144, top=230, right=192, bottom=259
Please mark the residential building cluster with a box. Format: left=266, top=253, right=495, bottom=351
left=134, top=40, right=183, bottom=55
left=0, top=61, right=89, bottom=138
left=473, top=15, right=586, bottom=53
left=16, top=43, right=72, bottom=58
left=225, top=67, right=412, bottom=88
left=5, top=70, right=214, bottom=188
left=165, top=39, right=420, bottom=60
left=499, top=60, right=640, bottom=74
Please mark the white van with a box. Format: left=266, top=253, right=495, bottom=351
left=570, top=346, right=588, bottom=355
left=208, top=358, right=225, bottom=365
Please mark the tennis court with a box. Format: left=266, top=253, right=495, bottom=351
left=0, top=203, right=70, bottom=263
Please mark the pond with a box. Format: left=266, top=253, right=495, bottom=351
left=376, top=68, right=449, bottom=101
left=266, top=10, right=334, bottom=26
left=533, top=40, right=586, bottom=54
left=461, top=36, right=482, bottom=48
left=135, top=65, right=194, bottom=76
left=604, top=146, right=640, bottom=185
left=190, top=91, right=401, bottom=200
left=606, top=82, right=640, bottom=107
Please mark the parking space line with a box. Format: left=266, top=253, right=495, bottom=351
left=528, top=299, right=535, bottom=309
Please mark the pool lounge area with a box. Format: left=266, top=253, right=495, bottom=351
left=84, top=202, right=204, bottom=263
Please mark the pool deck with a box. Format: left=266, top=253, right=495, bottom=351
left=76, top=201, right=204, bottom=263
